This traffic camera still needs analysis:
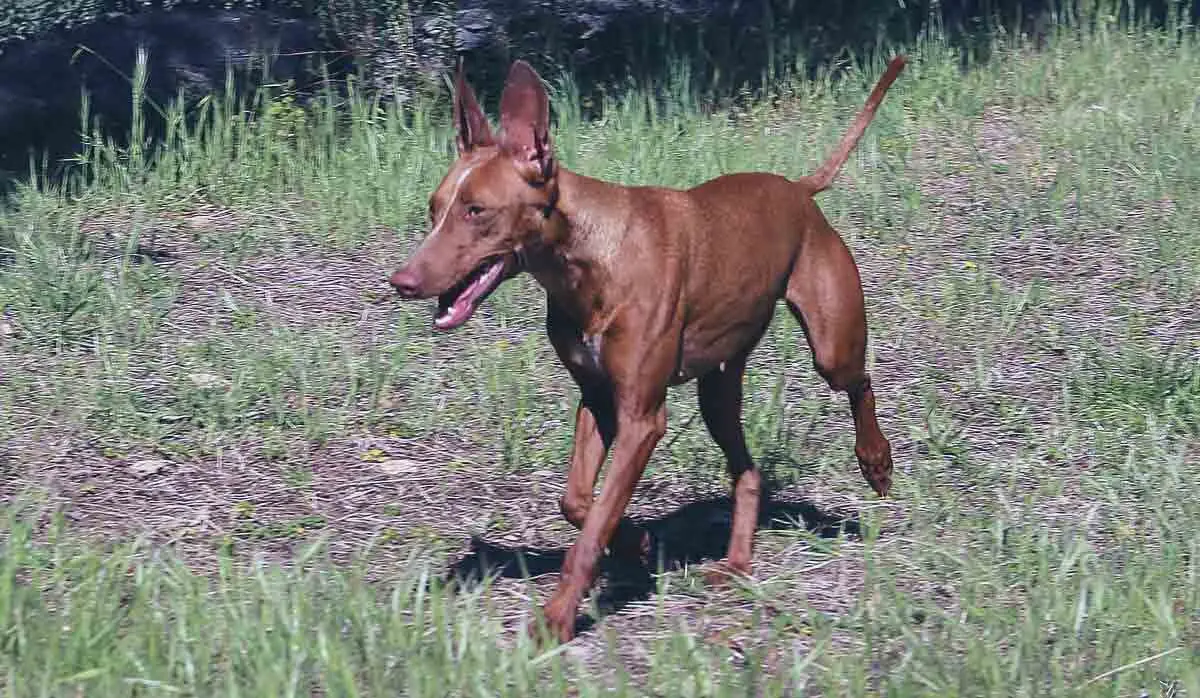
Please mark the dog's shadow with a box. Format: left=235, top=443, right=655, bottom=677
left=445, top=494, right=860, bottom=635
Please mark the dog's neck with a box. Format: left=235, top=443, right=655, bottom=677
left=526, top=167, right=634, bottom=332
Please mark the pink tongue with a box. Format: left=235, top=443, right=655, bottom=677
left=433, top=261, right=503, bottom=330
left=434, top=299, right=475, bottom=330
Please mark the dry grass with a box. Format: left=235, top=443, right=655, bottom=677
left=0, top=19, right=1198, bottom=698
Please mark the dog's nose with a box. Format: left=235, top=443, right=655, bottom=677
left=389, top=269, right=422, bottom=299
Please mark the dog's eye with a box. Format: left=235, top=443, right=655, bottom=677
left=464, top=205, right=485, bottom=219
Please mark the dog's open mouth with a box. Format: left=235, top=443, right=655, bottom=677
left=433, top=256, right=512, bottom=330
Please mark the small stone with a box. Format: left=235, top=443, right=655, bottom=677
left=0, top=322, right=13, bottom=337
left=129, top=459, right=169, bottom=477
left=377, top=459, right=421, bottom=476
left=189, top=372, right=223, bottom=389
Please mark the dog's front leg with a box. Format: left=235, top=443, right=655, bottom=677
left=537, top=397, right=667, bottom=643
left=558, top=389, right=614, bottom=528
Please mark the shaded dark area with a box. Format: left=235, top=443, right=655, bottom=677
left=499, top=0, right=1199, bottom=92
left=1, top=0, right=1198, bottom=193
left=0, top=8, right=347, bottom=189
left=446, top=495, right=860, bottom=634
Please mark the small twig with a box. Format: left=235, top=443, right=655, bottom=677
left=1077, top=647, right=1182, bottom=689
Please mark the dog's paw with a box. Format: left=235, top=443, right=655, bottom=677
left=532, top=596, right=578, bottom=645
left=856, top=440, right=894, bottom=498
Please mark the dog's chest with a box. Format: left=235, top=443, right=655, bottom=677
left=559, top=332, right=606, bottom=380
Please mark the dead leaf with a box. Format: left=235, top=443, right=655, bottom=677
left=129, top=459, right=169, bottom=478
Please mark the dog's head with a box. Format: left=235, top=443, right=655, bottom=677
left=389, top=60, right=559, bottom=330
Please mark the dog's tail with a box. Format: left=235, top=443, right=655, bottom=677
left=802, top=55, right=907, bottom=194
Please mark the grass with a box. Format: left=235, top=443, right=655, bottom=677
left=1, top=7, right=1199, bottom=697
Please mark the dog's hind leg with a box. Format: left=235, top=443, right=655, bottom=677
left=785, top=224, right=893, bottom=497
left=698, top=351, right=761, bottom=578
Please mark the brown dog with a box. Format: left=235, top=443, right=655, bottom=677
left=390, top=56, right=904, bottom=642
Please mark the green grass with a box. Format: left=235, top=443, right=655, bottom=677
left=1, top=6, right=1199, bottom=697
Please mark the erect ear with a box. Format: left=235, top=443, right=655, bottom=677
left=453, top=62, right=494, bottom=154
left=498, top=60, right=554, bottom=181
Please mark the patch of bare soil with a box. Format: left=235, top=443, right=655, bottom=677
left=4, top=413, right=883, bottom=680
